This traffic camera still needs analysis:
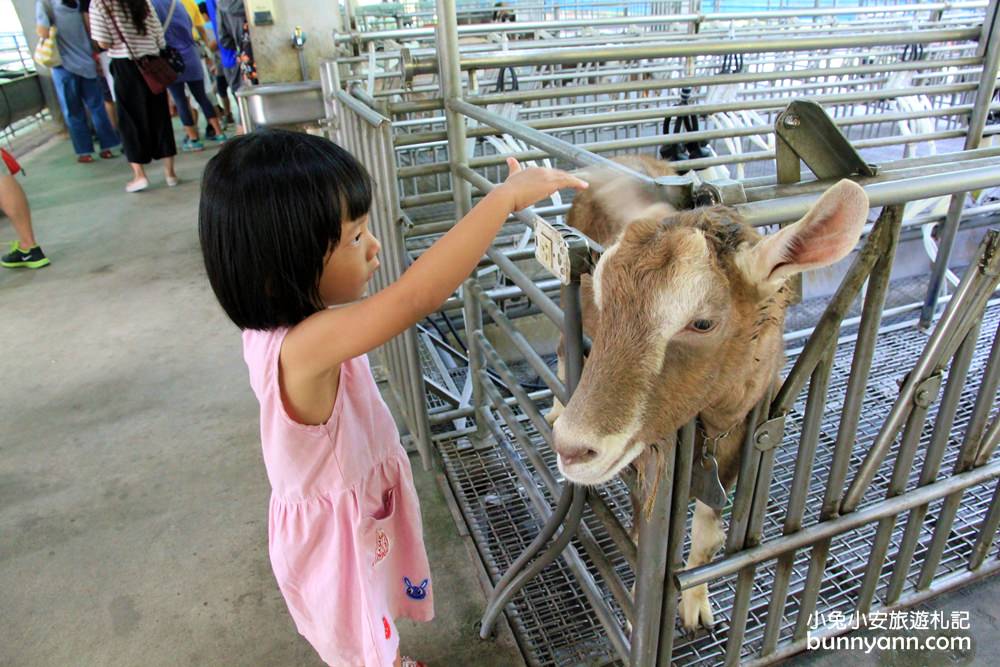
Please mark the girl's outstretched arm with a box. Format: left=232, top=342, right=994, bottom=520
left=283, top=159, right=588, bottom=381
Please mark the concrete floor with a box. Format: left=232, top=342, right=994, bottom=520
left=3, top=130, right=1000, bottom=667
left=0, top=133, right=521, bottom=667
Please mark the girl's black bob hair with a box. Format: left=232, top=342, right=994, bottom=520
left=199, top=129, right=373, bottom=330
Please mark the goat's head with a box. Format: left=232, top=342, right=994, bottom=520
left=553, top=178, right=869, bottom=485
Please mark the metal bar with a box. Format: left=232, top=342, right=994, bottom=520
left=855, top=381, right=936, bottom=615
left=676, top=460, right=1000, bottom=591
left=726, top=388, right=779, bottom=665
left=773, top=207, right=894, bottom=416
left=736, top=164, right=1000, bottom=227
left=842, top=233, right=1000, bottom=513
left=477, top=474, right=577, bottom=635
left=921, top=2, right=1000, bottom=326
left=395, top=82, right=982, bottom=149
left=968, top=477, right=1000, bottom=570
left=474, top=387, right=624, bottom=644
left=337, top=3, right=986, bottom=44
left=409, top=28, right=980, bottom=75
left=885, top=319, right=982, bottom=605
left=745, top=559, right=1000, bottom=667
left=441, top=279, right=563, bottom=314
left=761, top=344, right=836, bottom=656
left=463, top=278, right=488, bottom=440
left=482, top=370, right=636, bottom=648
left=975, top=412, right=1000, bottom=467
left=725, top=401, right=764, bottom=554
left=463, top=57, right=982, bottom=107
left=429, top=390, right=552, bottom=425
left=435, top=0, right=472, bottom=219
left=449, top=99, right=672, bottom=186
left=473, top=283, right=569, bottom=404
left=657, top=421, right=695, bottom=666
left=333, top=88, right=387, bottom=127
left=631, top=445, right=675, bottom=666
left=475, top=357, right=560, bottom=509
left=587, top=487, right=638, bottom=571
left=487, top=248, right=567, bottom=330
left=917, top=317, right=1000, bottom=589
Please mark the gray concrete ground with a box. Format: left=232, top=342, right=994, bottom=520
left=3, top=130, right=1000, bottom=667
left=0, top=133, right=521, bottom=666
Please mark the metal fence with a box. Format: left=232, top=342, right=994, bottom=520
left=321, top=0, right=1000, bottom=664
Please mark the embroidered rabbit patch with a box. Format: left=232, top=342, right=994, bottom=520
left=403, top=577, right=429, bottom=600
left=374, top=528, right=390, bottom=566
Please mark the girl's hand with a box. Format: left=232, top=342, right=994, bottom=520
left=497, top=157, right=588, bottom=213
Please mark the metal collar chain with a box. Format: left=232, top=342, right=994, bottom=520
left=698, top=419, right=739, bottom=460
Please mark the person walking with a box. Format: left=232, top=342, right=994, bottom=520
left=36, top=0, right=120, bottom=163
left=88, top=0, right=178, bottom=192
left=0, top=150, right=49, bottom=269
left=151, top=0, right=225, bottom=152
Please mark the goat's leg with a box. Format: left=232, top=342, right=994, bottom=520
left=680, top=500, right=725, bottom=632
left=545, top=354, right=566, bottom=425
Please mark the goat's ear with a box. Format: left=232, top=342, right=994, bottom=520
left=736, top=179, right=869, bottom=292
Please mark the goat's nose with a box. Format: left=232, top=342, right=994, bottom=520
left=557, top=444, right=599, bottom=466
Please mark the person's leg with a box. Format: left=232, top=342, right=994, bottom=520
left=0, top=172, right=48, bottom=268
left=216, top=73, right=233, bottom=122
left=147, top=88, right=178, bottom=183
left=79, top=76, right=120, bottom=152
left=97, top=67, right=118, bottom=131
left=104, top=99, right=118, bottom=131
left=51, top=68, right=96, bottom=158
left=0, top=173, right=35, bottom=247
left=163, top=155, right=176, bottom=182
left=167, top=82, right=202, bottom=149
left=110, top=59, right=150, bottom=189
left=187, top=79, right=223, bottom=137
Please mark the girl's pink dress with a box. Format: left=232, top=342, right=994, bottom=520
left=243, top=327, right=434, bottom=667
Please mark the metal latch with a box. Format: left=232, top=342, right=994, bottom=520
left=774, top=100, right=878, bottom=185
left=912, top=373, right=943, bottom=409
left=753, top=414, right=787, bottom=452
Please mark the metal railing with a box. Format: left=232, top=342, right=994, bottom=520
left=320, top=0, right=1000, bottom=663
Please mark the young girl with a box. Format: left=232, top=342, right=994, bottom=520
left=198, top=129, right=587, bottom=667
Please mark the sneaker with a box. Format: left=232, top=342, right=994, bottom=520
left=209, top=132, right=228, bottom=144
left=1, top=241, right=49, bottom=268
left=182, top=137, right=205, bottom=152
left=205, top=125, right=216, bottom=139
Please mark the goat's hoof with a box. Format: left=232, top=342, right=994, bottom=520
left=680, top=586, right=715, bottom=634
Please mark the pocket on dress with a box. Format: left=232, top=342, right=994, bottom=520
left=369, top=486, right=397, bottom=521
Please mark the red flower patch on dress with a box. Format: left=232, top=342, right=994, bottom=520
left=374, top=528, right=390, bottom=566
left=383, top=616, right=391, bottom=639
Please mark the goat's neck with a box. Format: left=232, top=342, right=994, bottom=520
left=701, top=305, right=787, bottom=435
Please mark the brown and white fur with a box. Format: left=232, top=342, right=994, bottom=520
left=546, top=155, right=869, bottom=631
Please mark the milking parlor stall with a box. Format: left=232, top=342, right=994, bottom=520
left=262, top=0, right=1000, bottom=663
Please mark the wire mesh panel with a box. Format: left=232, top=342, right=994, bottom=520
left=433, top=301, right=1000, bottom=667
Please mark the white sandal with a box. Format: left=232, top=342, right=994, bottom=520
left=125, top=177, right=149, bottom=193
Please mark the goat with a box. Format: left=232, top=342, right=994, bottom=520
left=546, top=154, right=869, bottom=631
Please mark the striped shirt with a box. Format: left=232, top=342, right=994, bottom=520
left=90, top=0, right=166, bottom=59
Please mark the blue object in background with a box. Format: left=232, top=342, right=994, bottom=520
left=205, top=0, right=237, bottom=70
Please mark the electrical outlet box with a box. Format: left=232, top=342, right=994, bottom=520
left=248, top=0, right=275, bottom=25
left=534, top=218, right=571, bottom=284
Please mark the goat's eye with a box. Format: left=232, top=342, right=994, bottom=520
left=688, top=319, right=716, bottom=333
